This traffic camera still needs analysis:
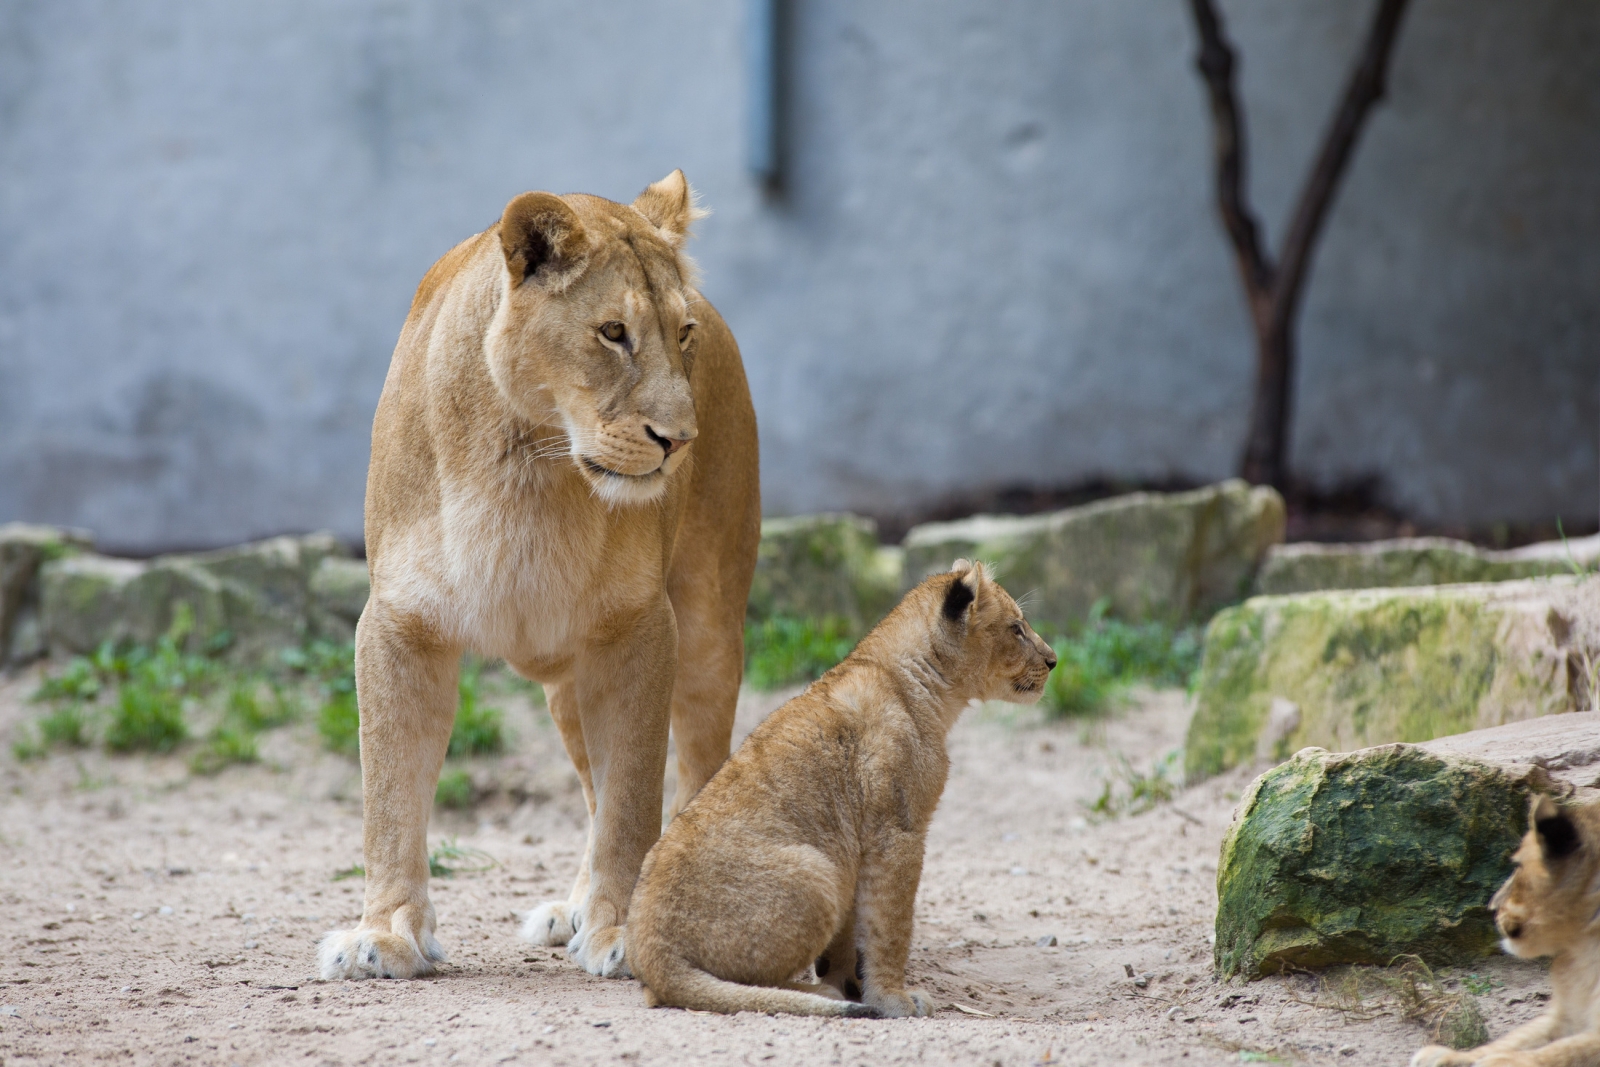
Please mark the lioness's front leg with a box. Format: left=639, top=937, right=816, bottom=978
left=522, top=601, right=676, bottom=978
left=318, top=606, right=459, bottom=979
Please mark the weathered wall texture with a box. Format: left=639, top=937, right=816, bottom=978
left=0, top=1, right=1595, bottom=552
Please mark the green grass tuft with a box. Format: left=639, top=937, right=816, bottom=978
left=434, top=768, right=475, bottom=809
left=189, top=724, right=259, bottom=775
left=1043, top=601, right=1202, bottom=718
left=428, top=837, right=496, bottom=877
left=448, top=659, right=505, bottom=757
left=744, top=615, right=857, bottom=690
left=1084, top=750, right=1181, bottom=820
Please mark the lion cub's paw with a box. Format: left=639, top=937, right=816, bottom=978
left=520, top=902, right=576, bottom=947
left=1410, top=1047, right=1475, bottom=1067
left=317, top=927, right=442, bottom=980
left=568, top=922, right=630, bottom=979
left=865, top=988, right=935, bottom=1019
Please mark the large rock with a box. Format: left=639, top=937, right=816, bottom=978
left=0, top=523, right=94, bottom=664
left=1215, top=716, right=1597, bottom=979
left=308, top=556, right=371, bottom=640
left=900, top=480, right=1285, bottom=632
left=747, top=514, right=901, bottom=632
left=40, top=533, right=352, bottom=661
left=1185, top=575, right=1600, bottom=782
left=1257, top=533, right=1600, bottom=596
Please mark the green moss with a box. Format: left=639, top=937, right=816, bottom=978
left=1184, top=584, right=1563, bottom=782
left=1215, top=747, right=1537, bottom=978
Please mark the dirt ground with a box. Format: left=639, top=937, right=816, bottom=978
left=0, top=668, right=1550, bottom=1067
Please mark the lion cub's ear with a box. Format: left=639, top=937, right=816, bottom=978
left=500, top=192, right=590, bottom=290
left=632, top=170, right=703, bottom=246
left=1531, top=795, right=1582, bottom=861
left=942, top=561, right=984, bottom=622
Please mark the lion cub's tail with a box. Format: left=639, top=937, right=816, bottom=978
left=640, top=954, right=879, bottom=1018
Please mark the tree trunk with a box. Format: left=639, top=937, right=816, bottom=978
left=1188, top=0, right=1413, bottom=491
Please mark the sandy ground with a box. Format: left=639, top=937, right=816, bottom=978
left=0, top=667, right=1551, bottom=1067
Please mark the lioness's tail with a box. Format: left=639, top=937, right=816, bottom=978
left=639, top=954, right=878, bottom=1018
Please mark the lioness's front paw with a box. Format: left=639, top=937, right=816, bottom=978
left=568, top=922, right=629, bottom=978
left=520, top=901, right=576, bottom=947
left=317, top=927, right=444, bottom=980
left=1410, top=1046, right=1474, bottom=1067
left=866, top=988, right=935, bottom=1018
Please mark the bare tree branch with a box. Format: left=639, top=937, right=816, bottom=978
left=1271, top=0, right=1412, bottom=333
left=1187, top=0, right=1413, bottom=489
left=1188, top=0, right=1274, bottom=313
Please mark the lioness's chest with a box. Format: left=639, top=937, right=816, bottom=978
left=433, top=480, right=669, bottom=661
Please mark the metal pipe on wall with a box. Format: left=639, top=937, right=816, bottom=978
left=746, top=0, right=780, bottom=186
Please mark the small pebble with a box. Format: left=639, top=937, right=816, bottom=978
left=1339, top=1047, right=1357, bottom=1057
left=131, top=912, right=145, bottom=921
left=1036, top=935, right=1057, bottom=947
left=424, top=1039, right=437, bottom=1047
left=158, top=906, right=173, bottom=916
left=244, top=941, right=259, bottom=950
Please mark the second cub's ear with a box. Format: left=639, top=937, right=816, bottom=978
left=942, top=562, right=983, bottom=622
left=500, top=192, right=589, bottom=289
left=1532, top=797, right=1581, bottom=860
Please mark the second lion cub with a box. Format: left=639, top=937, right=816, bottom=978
left=629, top=560, right=1056, bottom=1017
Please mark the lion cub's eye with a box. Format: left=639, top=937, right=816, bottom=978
left=600, top=321, right=627, bottom=344
left=678, top=323, right=696, bottom=347
left=1010, top=622, right=1026, bottom=638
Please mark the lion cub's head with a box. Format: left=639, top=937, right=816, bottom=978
left=483, top=171, right=706, bottom=505
left=932, top=560, right=1057, bottom=705
left=1490, top=795, right=1600, bottom=960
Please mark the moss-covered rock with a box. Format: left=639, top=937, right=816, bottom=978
left=1184, top=575, right=1599, bottom=782
left=900, top=480, right=1284, bottom=632
left=747, top=514, right=901, bottom=631
left=309, top=556, right=371, bottom=641
left=0, top=523, right=94, bottom=664
left=1257, top=534, right=1600, bottom=596
left=1215, top=744, right=1560, bottom=978
left=39, top=533, right=353, bottom=662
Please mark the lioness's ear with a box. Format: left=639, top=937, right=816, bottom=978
left=1533, top=798, right=1581, bottom=861
left=500, top=192, right=589, bottom=289
left=632, top=170, right=702, bottom=246
left=942, top=562, right=983, bottom=622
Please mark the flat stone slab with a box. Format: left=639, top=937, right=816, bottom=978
left=1419, top=711, right=1600, bottom=793
left=1185, top=574, right=1600, bottom=782
left=1215, top=739, right=1571, bottom=979
left=1257, top=533, right=1600, bottom=596
left=901, top=479, right=1284, bottom=631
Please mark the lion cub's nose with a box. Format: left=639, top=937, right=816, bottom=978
left=1044, top=647, right=1058, bottom=670
left=645, top=426, right=693, bottom=456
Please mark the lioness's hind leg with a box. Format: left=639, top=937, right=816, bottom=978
left=665, top=582, right=742, bottom=817
left=319, top=608, right=458, bottom=980
left=521, top=681, right=592, bottom=949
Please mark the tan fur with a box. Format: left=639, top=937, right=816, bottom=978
left=1413, top=796, right=1600, bottom=1067
left=627, top=561, right=1057, bottom=1016
left=317, top=172, right=759, bottom=981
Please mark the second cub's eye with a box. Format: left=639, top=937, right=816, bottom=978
left=678, top=323, right=695, bottom=347
left=600, top=321, right=627, bottom=343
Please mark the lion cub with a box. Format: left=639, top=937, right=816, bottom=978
left=628, top=560, right=1056, bottom=1017
left=1412, top=795, right=1600, bottom=1067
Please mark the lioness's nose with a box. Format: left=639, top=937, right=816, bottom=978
left=645, top=425, right=694, bottom=456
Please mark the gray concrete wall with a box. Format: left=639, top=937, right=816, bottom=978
left=0, top=0, right=1594, bottom=552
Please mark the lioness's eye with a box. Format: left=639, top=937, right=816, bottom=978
left=600, top=321, right=626, bottom=343
left=678, top=323, right=695, bottom=347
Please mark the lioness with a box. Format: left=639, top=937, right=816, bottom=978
left=318, top=172, right=759, bottom=981
left=628, top=560, right=1056, bottom=1016
left=1412, top=796, right=1600, bottom=1067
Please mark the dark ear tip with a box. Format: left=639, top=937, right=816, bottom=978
left=942, top=576, right=975, bottom=621
left=1536, top=810, right=1581, bottom=860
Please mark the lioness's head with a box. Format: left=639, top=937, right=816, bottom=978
left=1489, top=794, right=1600, bottom=959
left=484, top=171, right=706, bottom=505
left=933, top=560, right=1056, bottom=704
